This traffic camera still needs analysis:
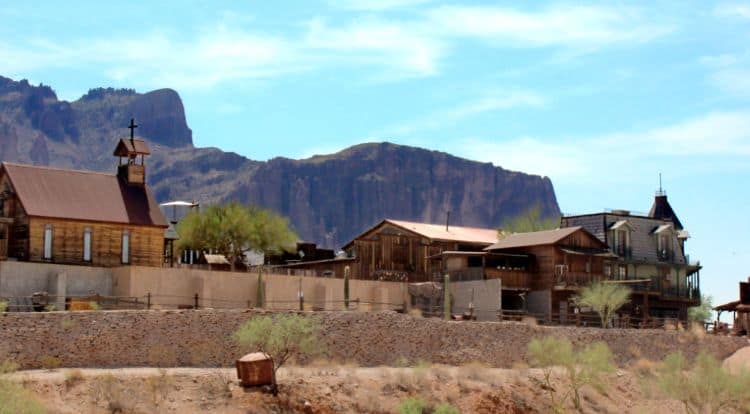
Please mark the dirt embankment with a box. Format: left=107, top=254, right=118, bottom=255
left=0, top=309, right=746, bottom=369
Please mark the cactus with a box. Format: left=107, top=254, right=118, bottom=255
left=256, top=268, right=264, bottom=308
left=443, top=273, right=451, bottom=320
left=344, top=266, right=351, bottom=310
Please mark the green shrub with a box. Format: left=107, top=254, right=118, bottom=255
left=397, top=397, right=427, bottom=414
left=433, top=403, right=460, bottom=414
left=574, top=282, right=630, bottom=328
left=527, top=337, right=614, bottom=411
left=0, top=301, right=8, bottom=312
left=88, top=301, right=101, bottom=311
left=233, top=313, right=325, bottom=373
left=39, top=355, right=61, bottom=371
left=655, top=351, right=750, bottom=414
left=0, top=360, right=46, bottom=414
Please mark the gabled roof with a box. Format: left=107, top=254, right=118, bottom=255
left=652, top=224, right=674, bottom=234
left=113, top=138, right=151, bottom=156
left=343, top=218, right=500, bottom=248
left=484, top=226, right=594, bottom=250
left=609, top=220, right=634, bottom=231
left=2, top=162, right=167, bottom=227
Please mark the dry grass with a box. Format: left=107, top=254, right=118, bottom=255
left=39, top=355, right=61, bottom=371
left=90, top=373, right=132, bottom=413
left=64, top=369, right=85, bottom=389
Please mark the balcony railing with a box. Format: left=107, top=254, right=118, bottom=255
left=485, top=268, right=530, bottom=289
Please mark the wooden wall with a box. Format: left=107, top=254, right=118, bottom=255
left=27, top=217, right=164, bottom=267
left=350, top=233, right=451, bottom=282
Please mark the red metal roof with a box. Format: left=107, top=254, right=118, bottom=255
left=2, top=162, right=167, bottom=227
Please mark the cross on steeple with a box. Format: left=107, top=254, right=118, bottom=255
left=128, top=118, right=138, bottom=142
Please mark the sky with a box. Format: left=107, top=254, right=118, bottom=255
left=1, top=0, right=749, bottom=312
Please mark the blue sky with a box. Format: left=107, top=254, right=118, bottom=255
left=2, top=0, right=749, bottom=310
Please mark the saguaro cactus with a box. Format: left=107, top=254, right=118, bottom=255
left=256, top=268, right=264, bottom=308
left=444, top=273, right=451, bottom=320
left=344, top=266, right=351, bottom=310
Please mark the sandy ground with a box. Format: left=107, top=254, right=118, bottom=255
left=4, top=363, right=693, bottom=414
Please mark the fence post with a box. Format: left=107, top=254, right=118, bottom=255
left=194, top=293, right=199, bottom=309
left=344, top=266, right=350, bottom=310
left=147, top=292, right=151, bottom=310
left=443, top=273, right=451, bottom=320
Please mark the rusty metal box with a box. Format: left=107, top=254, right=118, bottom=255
left=236, top=352, right=275, bottom=387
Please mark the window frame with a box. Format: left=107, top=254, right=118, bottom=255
left=83, top=227, right=92, bottom=262
left=121, top=230, right=130, bottom=264
left=43, top=224, right=53, bottom=260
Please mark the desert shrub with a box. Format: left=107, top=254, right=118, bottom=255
left=44, top=304, right=56, bottom=312
left=574, top=282, right=630, bottom=328
left=527, top=337, right=615, bottom=411
left=655, top=351, right=750, bottom=414
left=688, top=295, right=712, bottom=325
left=88, top=301, right=101, bottom=311
left=434, top=403, right=460, bottom=414
left=64, top=369, right=85, bottom=389
left=39, top=355, right=61, bottom=371
left=233, top=313, right=325, bottom=373
left=397, top=397, right=427, bottom=414
left=90, top=373, right=130, bottom=413
left=60, top=317, right=75, bottom=330
left=146, top=368, right=173, bottom=408
left=0, top=360, right=46, bottom=414
left=0, top=301, right=8, bottom=312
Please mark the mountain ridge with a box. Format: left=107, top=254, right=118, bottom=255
left=0, top=75, right=560, bottom=247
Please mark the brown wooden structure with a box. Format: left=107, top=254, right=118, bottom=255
left=341, top=219, right=500, bottom=282
left=0, top=126, right=168, bottom=267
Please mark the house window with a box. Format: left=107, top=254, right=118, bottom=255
left=657, top=234, right=671, bottom=260
left=604, top=265, right=612, bottom=278
left=618, top=265, right=627, bottom=279
left=43, top=224, right=53, bottom=260
left=121, top=230, right=130, bottom=264
left=83, top=227, right=92, bottom=262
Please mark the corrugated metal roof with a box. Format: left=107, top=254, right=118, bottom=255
left=484, top=227, right=582, bottom=250
left=385, top=219, right=500, bottom=245
left=3, top=162, right=167, bottom=227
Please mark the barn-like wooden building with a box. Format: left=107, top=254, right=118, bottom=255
left=0, top=132, right=168, bottom=267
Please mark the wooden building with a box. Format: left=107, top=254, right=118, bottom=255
left=560, top=192, right=701, bottom=322
left=342, top=219, right=500, bottom=282
left=0, top=131, right=168, bottom=267
left=713, top=277, right=750, bottom=335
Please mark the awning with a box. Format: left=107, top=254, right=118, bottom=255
left=714, top=300, right=740, bottom=312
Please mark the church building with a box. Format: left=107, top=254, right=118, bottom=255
left=0, top=120, right=168, bottom=267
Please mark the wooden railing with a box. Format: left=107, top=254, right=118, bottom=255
left=485, top=268, right=530, bottom=289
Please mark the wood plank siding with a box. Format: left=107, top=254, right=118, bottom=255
left=27, top=218, right=164, bottom=267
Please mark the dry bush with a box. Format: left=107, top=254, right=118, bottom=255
left=39, top=355, right=61, bottom=371
left=64, top=369, right=85, bottom=389
left=458, top=361, right=494, bottom=384
left=689, top=323, right=707, bottom=340
left=0, top=378, right=46, bottom=414
left=628, top=345, right=642, bottom=359
left=632, top=358, right=657, bottom=377
left=663, top=320, right=677, bottom=331
left=147, top=344, right=178, bottom=367
left=146, top=368, right=174, bottom=409
left=90, top=374, right=131, bottom=413
left=0, top=360, right=19, bottom=375
left=394, top=356, right=411, bottom=368
left=408, top=308, right=423, bottom=318
left=200, top=371, right=232, bottom=401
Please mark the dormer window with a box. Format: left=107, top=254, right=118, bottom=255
left=609, top=220, right=633, bottom=258
left=654, top=224, right=674, bottom=261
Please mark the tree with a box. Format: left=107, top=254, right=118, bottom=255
left=574, top=282, right=631, bottom=328
left=499, top=205, right=559, bottom=236
left=527, top=337, right=615, bottom=412
left=655, top=351, right=750, bottom=414
left=177, top=202, right=297, bottom=270
left=233, top=314, right=325, bottom=374
left=688, top=295, right=713, bottom=325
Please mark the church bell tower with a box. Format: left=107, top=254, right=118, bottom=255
left=113, top=118, right=150, bottom=186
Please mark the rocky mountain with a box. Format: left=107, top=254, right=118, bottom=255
left=0, top=76, right=560, bottom=247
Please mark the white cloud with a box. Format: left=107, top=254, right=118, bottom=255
left=326, top=0, right=432, bottom=11
left=714, top=3, right=750, bottom=19
left=450, top=110, right=750, bottom=180
left=303, top=18, right=444, bottom=78
left=700, top=52, right=750, bottom=97
left=383, top=91, right=546, bottom=135
left=427, top=5, right=673, bottom=49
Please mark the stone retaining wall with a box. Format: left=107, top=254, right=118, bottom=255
left=0, top=309, right=746, bottom=369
